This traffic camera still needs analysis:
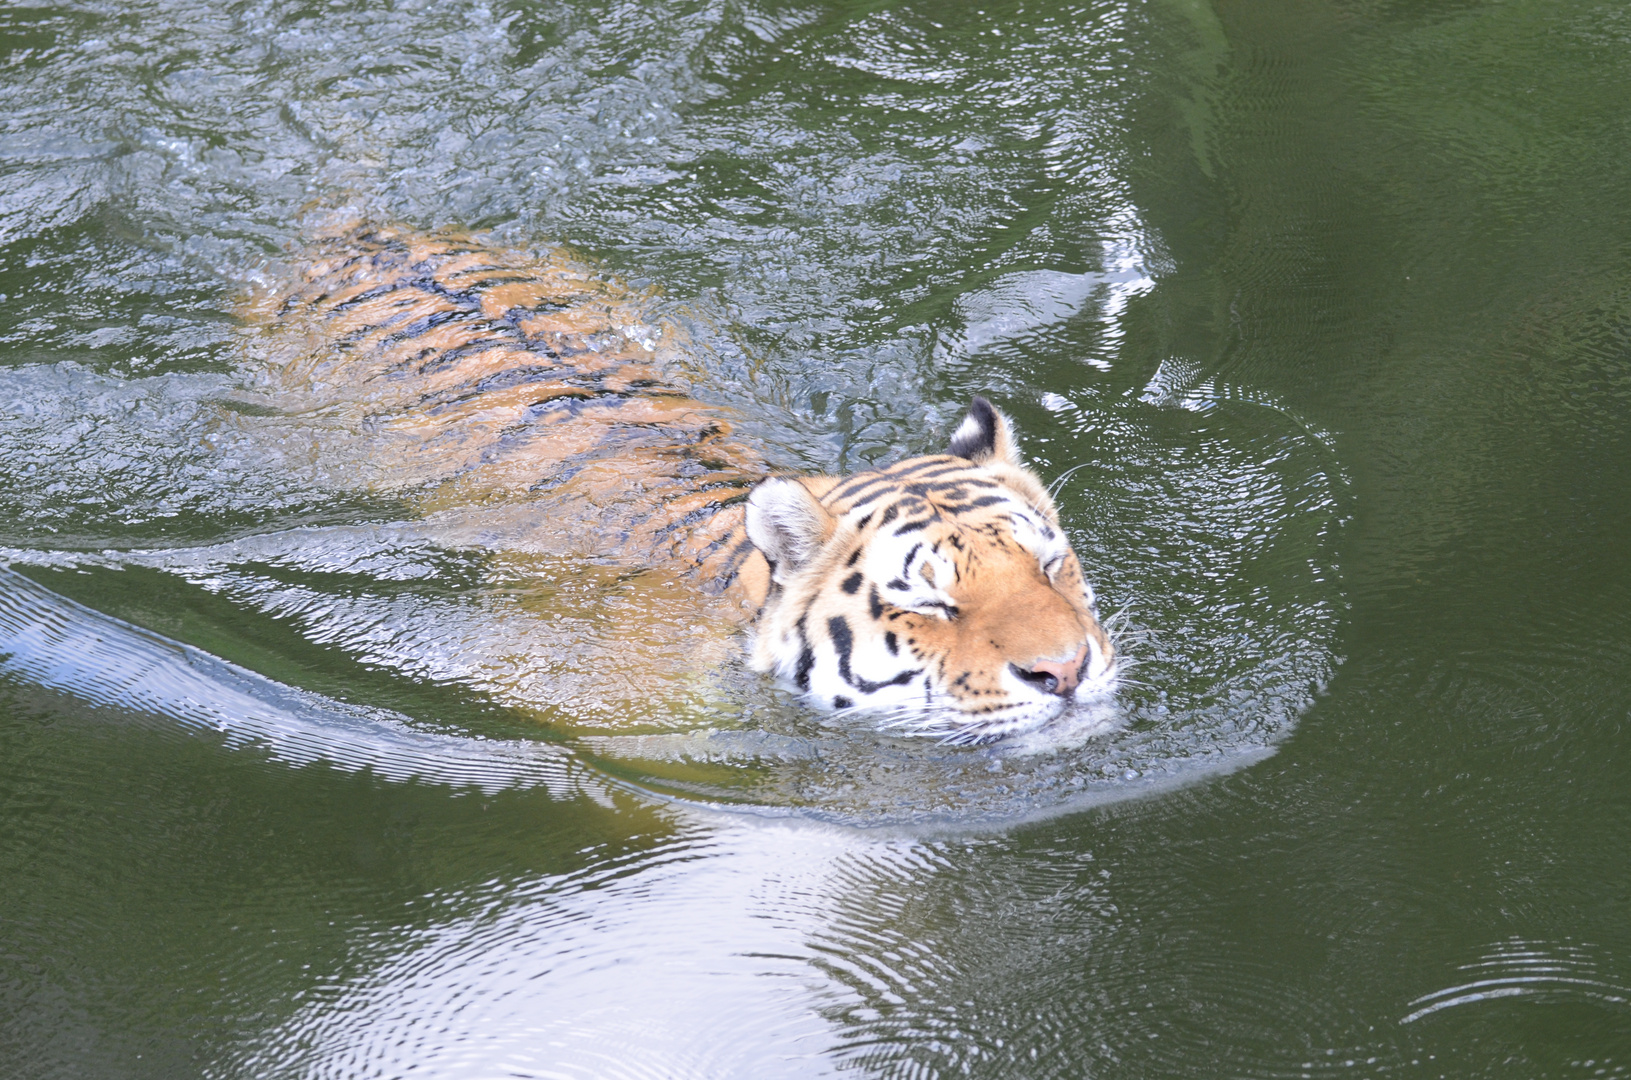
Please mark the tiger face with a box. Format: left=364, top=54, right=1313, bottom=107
left=744, top=397, right=1116, bottom=742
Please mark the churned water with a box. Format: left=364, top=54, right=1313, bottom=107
left=3, top=0, right=1631, bottom=1076
left=0, top=0, right=1344, bottom=820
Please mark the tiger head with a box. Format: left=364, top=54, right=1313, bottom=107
left=743, top=397, right=1116, bottom=742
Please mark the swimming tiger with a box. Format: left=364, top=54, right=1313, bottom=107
left=244, top=222, right=1117, bottom=742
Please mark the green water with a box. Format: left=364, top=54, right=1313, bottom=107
left=3, top=0, right=1630, bottom=1074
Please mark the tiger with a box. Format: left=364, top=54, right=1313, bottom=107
left=243, top=222, right=1117, bottom=742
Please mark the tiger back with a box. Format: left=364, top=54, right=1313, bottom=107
left=241, top=222, right=765, bottom=599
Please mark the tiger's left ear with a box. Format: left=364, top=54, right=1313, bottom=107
left=946, top=396, right=1022, bottom=467
left=745, top=477, right=835, bottom=584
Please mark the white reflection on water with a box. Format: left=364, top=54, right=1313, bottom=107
left=0, top=567, right=969, bottom=1075
left=0, top=566, right=584, bottom=796
left=945, top=232, right=1157, bottom=370
left=1402, top=938, right=1631, bottom=1025
left=221, top=822, right=879, bottom=1079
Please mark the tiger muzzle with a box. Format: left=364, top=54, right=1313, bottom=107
left=1011, top=644, right=1090, bottom=697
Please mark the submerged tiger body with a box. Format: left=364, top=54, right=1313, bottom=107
left=248, top=224, right=1116, bottom=741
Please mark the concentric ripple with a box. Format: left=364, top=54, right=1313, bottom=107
left=1403, top=939, right=1631, bottom=1026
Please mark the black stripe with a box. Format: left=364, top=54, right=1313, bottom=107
left=826, top=615, right=918, bottom=694
left=829, top=471, right=890, bottom=501
left=901, top=543, right=921, bottom=576
left=937, top=495, right=1010, bottom=514
left=920, top=477, right=1003, bottom=494
left=829, top=466, right=998, bottom=509
left=846, top=485, right=893, bottom=510
left=794, top=615, right=815, bottom=691
left=901, top=460, right=977, bottom=480
left=328, top=282, right=403, bottom=311
left=889, top=457, right=963, bottom=478
left=413, top=337, right=530, bottom=375
left=377, top=308, right=477, bottom=348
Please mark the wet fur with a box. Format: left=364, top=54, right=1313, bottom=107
left=250, top=223, right=1115, bottom=740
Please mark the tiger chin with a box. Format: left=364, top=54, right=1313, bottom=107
left=738, top=397, right=1118, bottom=744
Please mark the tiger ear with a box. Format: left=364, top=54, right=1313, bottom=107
left=947, top=396, right=1022, bottom=466
left=746, top=478, right=835, bottom=582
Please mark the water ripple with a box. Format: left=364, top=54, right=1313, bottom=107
left=1402, top=939, right=1631, bottom=1025
left=0, top=565, right=581, bottom=797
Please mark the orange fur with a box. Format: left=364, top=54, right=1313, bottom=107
left=245, top=223, right=1114, bottom=738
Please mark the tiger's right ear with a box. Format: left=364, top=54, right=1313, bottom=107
left=947, top=395, right=1022, bottom=466
left=746, top=478, right=834, bottom=583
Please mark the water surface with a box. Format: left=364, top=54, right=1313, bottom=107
left=3, top=0, right=1631, bottom=1075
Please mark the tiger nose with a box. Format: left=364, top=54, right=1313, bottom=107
left=1014, top=645, right=1089, bottom=697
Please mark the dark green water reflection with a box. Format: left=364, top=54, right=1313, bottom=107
left=4, top=0, right=1631, bottom=1074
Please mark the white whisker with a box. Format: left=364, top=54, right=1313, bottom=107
left=1046, top=461, right=1096, bottom=499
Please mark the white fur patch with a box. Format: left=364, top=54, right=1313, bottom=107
left=950, top=412, right=985, bottom=447
left=745, top=479, right=829, bottom=579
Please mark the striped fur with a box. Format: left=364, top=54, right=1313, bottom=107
left=249, top=224, right=1114, bottom=741
left=745, top=433, right=1117, bottom=742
